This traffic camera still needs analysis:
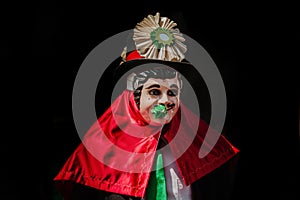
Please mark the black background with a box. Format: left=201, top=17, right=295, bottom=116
left=2, top=0, right=299, bottom=199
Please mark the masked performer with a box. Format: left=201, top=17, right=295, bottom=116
left=54, top=12, right=240, bottom=200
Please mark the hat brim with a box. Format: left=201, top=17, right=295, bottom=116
left=114, top=57, right=200, bottom=84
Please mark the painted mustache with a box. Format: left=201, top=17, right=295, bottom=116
left=151, top=103, right=175, bottom=119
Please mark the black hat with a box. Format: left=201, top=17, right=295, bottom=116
left=112, top=12, right=200, bottom=91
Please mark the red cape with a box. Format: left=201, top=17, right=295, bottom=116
left=54, top=90, right=239, bottom=197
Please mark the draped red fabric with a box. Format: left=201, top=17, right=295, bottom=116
left=54, top=90, right=239, bottom=198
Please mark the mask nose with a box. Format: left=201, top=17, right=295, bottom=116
left=158, top=93, right=169, bottom=105
left=158, top=93, right=176, bottom=110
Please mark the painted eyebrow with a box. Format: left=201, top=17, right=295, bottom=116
left=145, top=84, right=160, bottom=89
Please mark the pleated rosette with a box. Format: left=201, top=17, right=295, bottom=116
left=133, top=12, right=187, bottom=62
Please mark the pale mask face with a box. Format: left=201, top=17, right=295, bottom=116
left=139, top=77, right=181, bottom=125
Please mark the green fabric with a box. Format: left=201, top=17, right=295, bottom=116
left=145, top=153, right=167, bottom=200
left=151, top=104, right=167, bottom=119
left=155, top=153, right=167, bottom=200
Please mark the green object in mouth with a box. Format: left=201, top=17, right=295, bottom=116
left=151, top=104, right=167, bottom=119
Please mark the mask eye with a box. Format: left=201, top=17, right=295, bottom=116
left=167, top=89, right=178, bottom=96
left=148, top=89, right=161, bottom=96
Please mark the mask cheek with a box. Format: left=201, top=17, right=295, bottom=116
left=139, top=101, right=157, bottom=122
left=169, top=105, right=179, bottom=117
left=141, top=94, right=158, bottom=109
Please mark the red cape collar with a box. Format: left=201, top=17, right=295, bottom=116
left=54, top=90, right=239, bottom=197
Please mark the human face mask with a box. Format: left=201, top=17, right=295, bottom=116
left=139, top=77, right=181, bottom=125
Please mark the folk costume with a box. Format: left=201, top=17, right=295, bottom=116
left=54, top=12, right=239, bottom=200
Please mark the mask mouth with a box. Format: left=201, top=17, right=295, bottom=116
left=151, top=104, right=167, bottom=119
